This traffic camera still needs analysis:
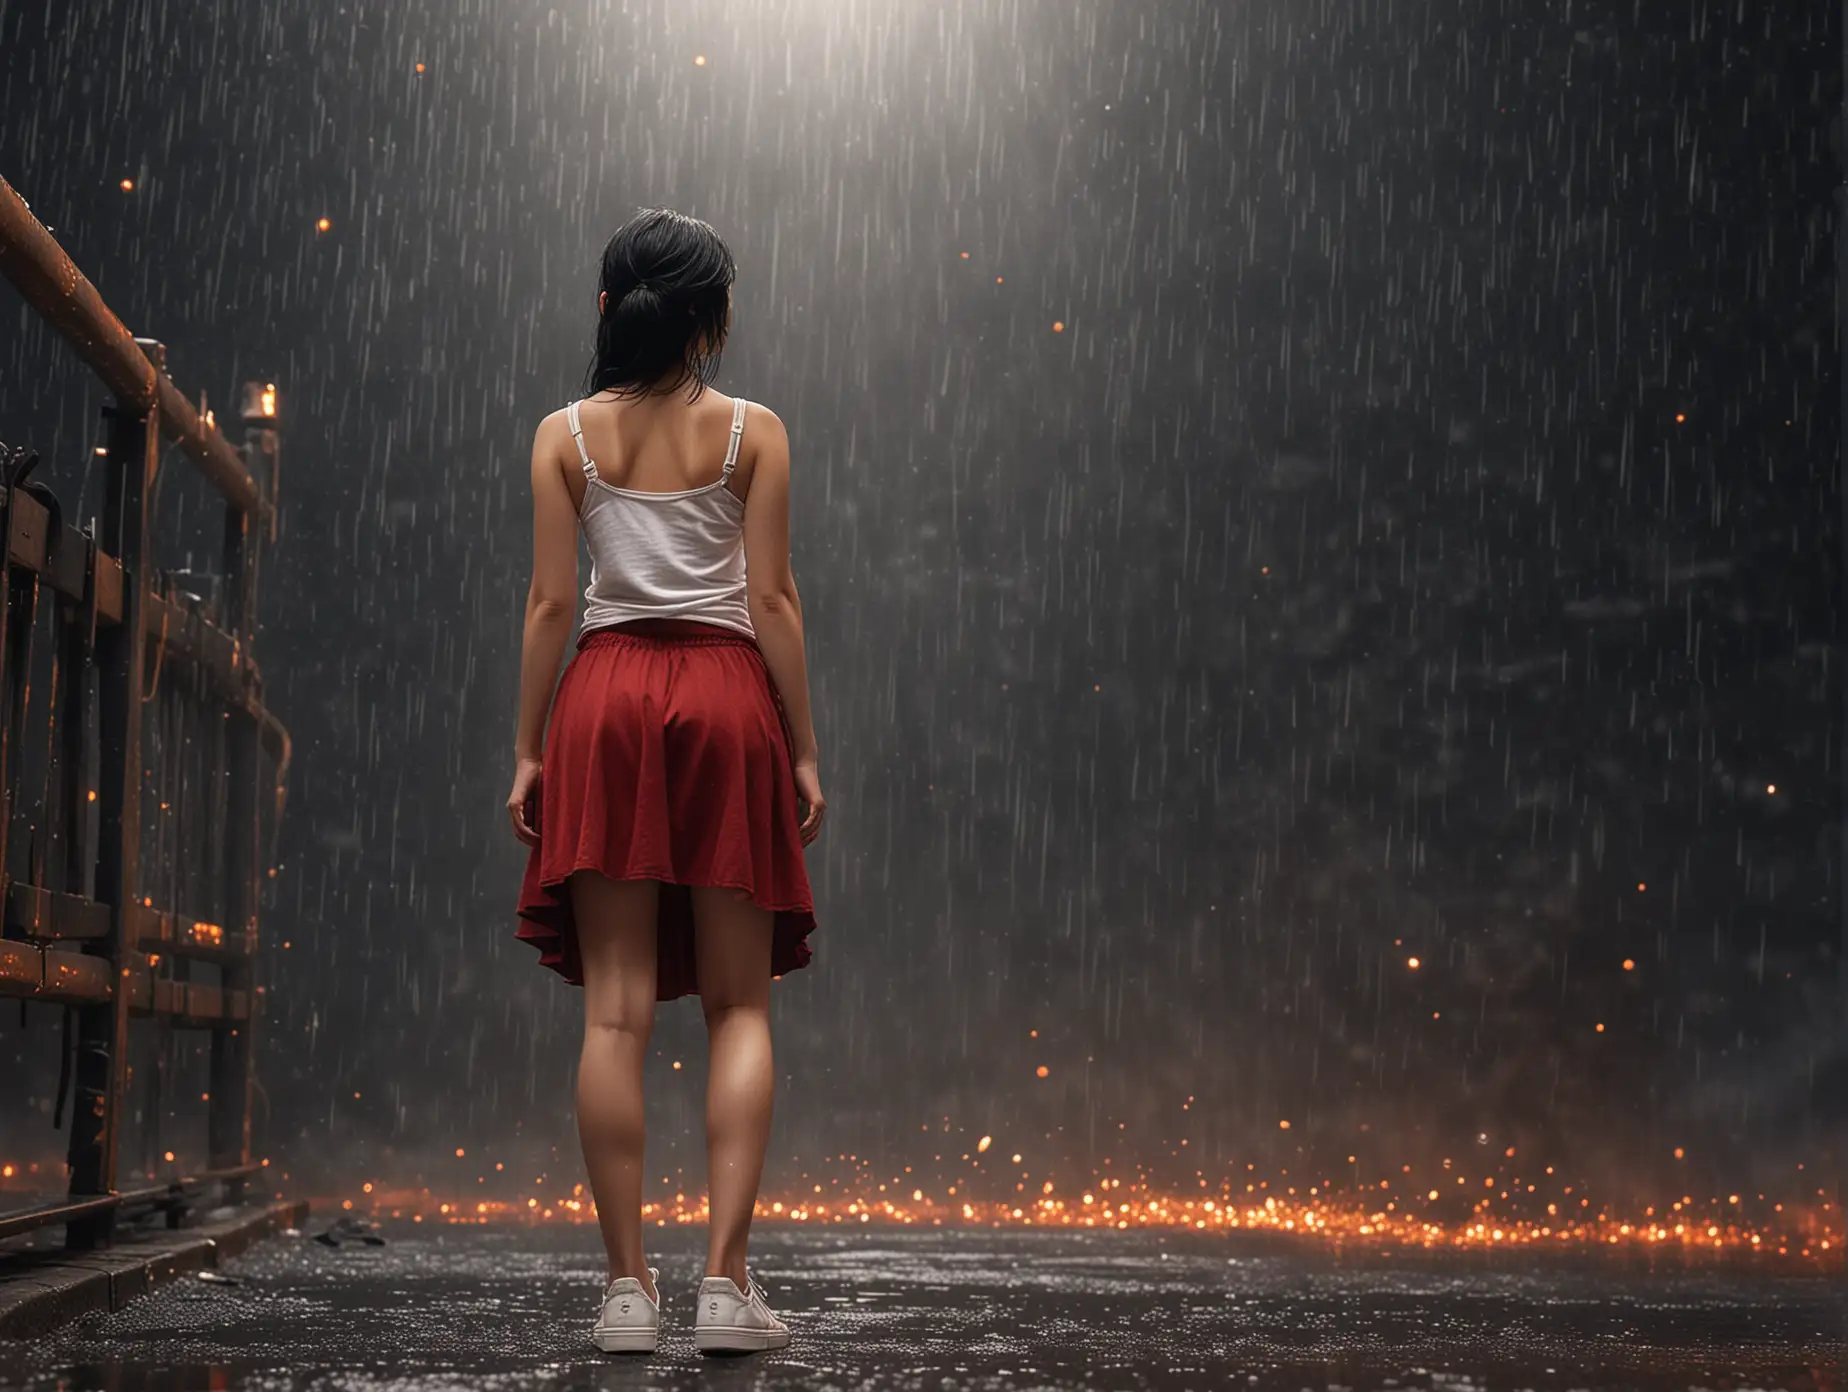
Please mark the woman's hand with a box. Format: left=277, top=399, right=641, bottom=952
left=508, top=757, right=543, bottom=846
left=793, top=755, right=826, bottom=846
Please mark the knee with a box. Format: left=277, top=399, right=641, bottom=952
left=584, top=1002, right=655, bottom=1045
left=699, top=995, right=768, bottom=1034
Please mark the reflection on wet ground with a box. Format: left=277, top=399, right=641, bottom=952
left=5, top=1223, right=1842, bottom=1390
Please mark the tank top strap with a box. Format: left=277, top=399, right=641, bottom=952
left=565, top=400, right=597, bottom=480
left=720, top=398, right=748, bottom=482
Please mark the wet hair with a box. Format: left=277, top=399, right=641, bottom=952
left=584, top=208, right=735, bottom=401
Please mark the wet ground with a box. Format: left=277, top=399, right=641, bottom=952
left=3, top=1222, right=1842, bottom=1390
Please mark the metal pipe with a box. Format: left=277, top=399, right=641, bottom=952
left=249, top=695, right=292, bottom=840
left=0, top=1193, right=119, bottom=1242
left=0, top=176, right=260, bottom=514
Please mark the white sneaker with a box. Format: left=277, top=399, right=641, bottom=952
left=693, top=1271, right=789, bottom=1354
left=591, top=1265, right=660, bottom=1353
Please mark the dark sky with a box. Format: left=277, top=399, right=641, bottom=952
left=0, top=0, right=1839, bottom=1214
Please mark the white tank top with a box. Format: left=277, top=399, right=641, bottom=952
left=567, top=396, right=756, bottom=640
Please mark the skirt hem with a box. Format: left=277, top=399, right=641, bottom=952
left=515, top=861, right=817, bottom=1000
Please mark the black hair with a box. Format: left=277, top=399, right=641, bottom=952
left=583, top=208, right=735, bottom=401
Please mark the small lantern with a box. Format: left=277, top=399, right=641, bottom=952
left=240, top=381, right=278, bottom=423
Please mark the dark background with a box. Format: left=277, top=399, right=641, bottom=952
left=0, top=0, right=1839, bottom=1217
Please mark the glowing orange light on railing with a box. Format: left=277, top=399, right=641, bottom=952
left=261, top=384, right=277, bottom=418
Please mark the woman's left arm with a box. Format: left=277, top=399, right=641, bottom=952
left=508, top=412, right=580, bottom=844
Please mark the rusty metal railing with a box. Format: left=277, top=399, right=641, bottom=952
left=0, top=172, right=289, bottom=1248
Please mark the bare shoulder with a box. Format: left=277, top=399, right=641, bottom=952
left=739, top=399, right=789, bottom=466
left=534, top=405, right=573, bottom=442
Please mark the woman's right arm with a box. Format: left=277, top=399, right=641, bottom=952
left=507, top=412, right=580, bottom=844
left=742, top=405, right=825, bottom=843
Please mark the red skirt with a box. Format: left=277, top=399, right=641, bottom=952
left=514, top=619, right=817, bottom=1000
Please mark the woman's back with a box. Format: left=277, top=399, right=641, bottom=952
left=567, top=391, right=758, bottom=640
left=569, top=390, right=755, bottom=498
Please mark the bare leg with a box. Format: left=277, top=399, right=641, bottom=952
left=571, top=872, right=661, bottom=1306
left=690, top=886, right=775, bottom=1291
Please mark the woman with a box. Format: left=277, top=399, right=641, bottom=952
left=507, top=208, right=823, bottom=1357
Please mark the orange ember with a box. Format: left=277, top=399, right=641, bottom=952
left=308, top=1177, right=1839, bottom=1268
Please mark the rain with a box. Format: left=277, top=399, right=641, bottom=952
left=0, top=0, right=1840, bottom=1384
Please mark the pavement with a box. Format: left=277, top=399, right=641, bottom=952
left=0, top=1200, right=308, bottom=1340
left=2, top=1221, right=1841, bottom=1390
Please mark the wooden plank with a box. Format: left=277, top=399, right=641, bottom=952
left=7, top=488, right=47, bottom=572
left=3, top=490, right=102, bottom=604
left=0, top=940, right=42, bottom=993
left=143, top=592, right=252, bottom=699
left=45, top=517, right=87, bottom=600
left=129, top=906, right=250, bottom=963
left=4, top=880, right=49, bottom=936
left=93, top=551, right=122, bottom=625
left=130, top=903, right=174, bottom=949
left=185, top=982, right=222, bottom=1021
left=5, top=882, right=113, bottom=941
left=126, top=976, right=247, bottom=1026
left=0, top=945, right=117, bottom=1006
left=41, top=950, right=112, bottom=1003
